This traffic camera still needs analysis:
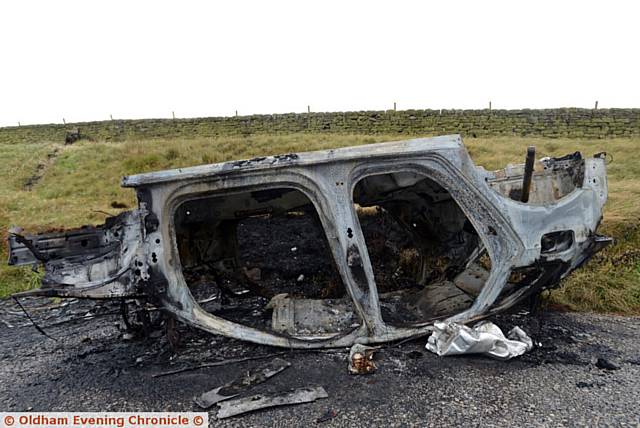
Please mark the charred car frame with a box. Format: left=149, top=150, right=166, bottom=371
left=8, top=135, right=610, bottom=348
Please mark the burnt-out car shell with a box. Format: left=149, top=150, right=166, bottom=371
left=8, top=135, right=610, bottom=348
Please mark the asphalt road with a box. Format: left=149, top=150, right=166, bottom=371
left=1, top=297, right=639, bottom=427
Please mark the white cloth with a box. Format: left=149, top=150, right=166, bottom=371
left=426, top=321, right=533, bottom=360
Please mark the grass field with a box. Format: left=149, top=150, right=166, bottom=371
left=1, top=133, right=639, bottom=313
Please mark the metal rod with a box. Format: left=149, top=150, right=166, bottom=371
left=521, top=146, right=536, bottom=203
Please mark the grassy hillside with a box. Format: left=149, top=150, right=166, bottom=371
left=1, top=134, right=639, bottom=313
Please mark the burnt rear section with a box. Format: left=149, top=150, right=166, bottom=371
left=7, top=211, right=142, bottom=298
left=8, top=218, right=121, bottom=267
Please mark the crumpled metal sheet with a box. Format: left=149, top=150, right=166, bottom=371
left=426, top=321, right=533, bottom=360
left=216, top=386, right=328, bottom=419
left=194, top=357, right=291, bottom=409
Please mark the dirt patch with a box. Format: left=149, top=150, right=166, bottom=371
left=23, top=147, right=61, bottom=191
